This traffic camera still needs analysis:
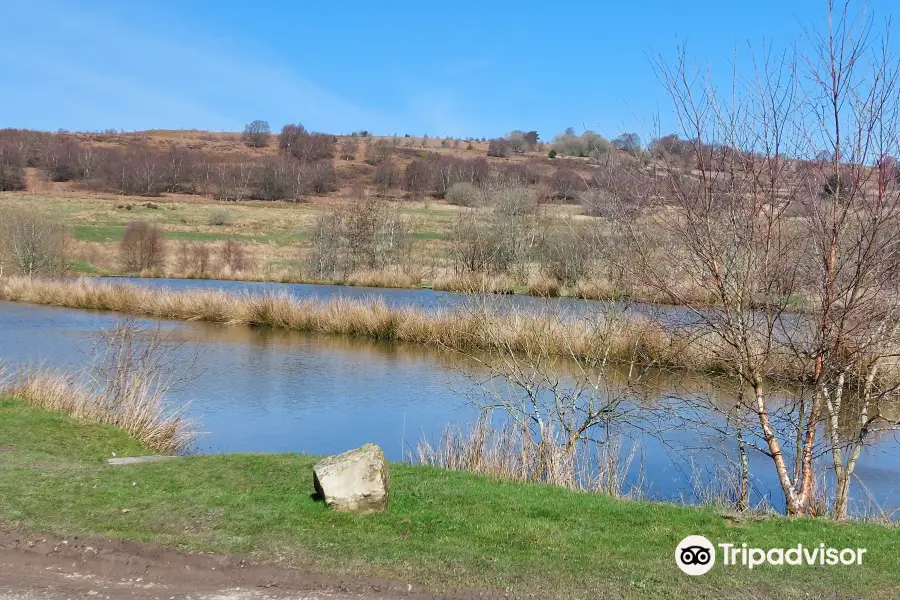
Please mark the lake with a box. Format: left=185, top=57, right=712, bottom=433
left=2, top=278, right=898, bottom=517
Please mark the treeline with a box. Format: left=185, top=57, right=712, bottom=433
left=0, top=127, right=618, bottom=205
left=0, top=127, right=339, bottom=200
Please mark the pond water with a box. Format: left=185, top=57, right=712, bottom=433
left=2, top=287, right=898, bottom=517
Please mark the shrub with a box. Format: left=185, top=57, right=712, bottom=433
left=208, top=209, right=230, bottom=227
left=550, top=168, right=585, bottom=201
left=219, top=239, right=249, bottom=272
left=538, top=220, right=597, bottom=285
left=548, top=149, right=557, bottom=159
left=175, top=242, right=212, bottom=277
left=446, top=182, right=481, bottom=207
left=242, top=120, right=271, bottom=148
left=121, top=221, right=166, bottom=272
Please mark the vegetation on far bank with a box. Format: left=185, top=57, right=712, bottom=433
left=0, top=398, right=897, bottom=600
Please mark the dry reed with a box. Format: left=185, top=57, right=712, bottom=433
left=0, top=276, right=681, bottom=370
left=0, top=367, right=196, bottom=453
left=416, top=412, right=640, bottom=497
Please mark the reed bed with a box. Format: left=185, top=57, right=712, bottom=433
left=0, top=276, right=684, bottom=368
left=0, top=276, right=836, bottom=382
left=0, top=367, right=196, bottom=453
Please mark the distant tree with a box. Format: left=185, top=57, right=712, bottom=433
left=278, top=123, right=308, bottom=154
left=0, top=142, right=26, bottom=191
left=507, top=130, right=527, bottom=153
left=523, top=131, right=540, bottom=150
left=364, top=140, right=393, bottom=165
left=821, top=172, right=854, bottom=205
left=121, top=220, right=166, bottom=272
left=302, top=159, right=337, bottom=195
left=564, top=127, right=576, bottom=136
left=242, top=120, right=271, bottom=148
left=612, top=132, right=641, bottom=154
left=487, top=138, right=511, bottom=158
left=403, top=159, right=432, bottom=198
left=373, top=158, right=397, bottom=189
left=340, top=138, right=359, bottom=161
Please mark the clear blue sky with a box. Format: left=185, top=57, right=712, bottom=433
left=0, top=1, right=895, bottom=141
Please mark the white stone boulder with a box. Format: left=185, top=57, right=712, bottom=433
left=313, top=444, right=389, bottom=514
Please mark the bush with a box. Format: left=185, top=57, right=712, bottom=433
left=446, top=182, right=481, bottom=207
left=219, top=239, right=249, bottom=272
left=548, top=149, right=557, bottom=159
left=550, top=168, right=585, bottom=201
left=175, top=242, right=212, bottom=277
left=121, top=220, right=166, bottom=272
left=289, top=133, right=335, bottom=164
left=538, top=221, right=597, bottom=285
left=208, top=209, right=230, bottom=227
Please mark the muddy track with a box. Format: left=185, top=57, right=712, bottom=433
left=0, top=526, right=513, bottom=600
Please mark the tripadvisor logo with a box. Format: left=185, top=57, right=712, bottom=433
left=675, top=536, right=867, bottom=575
left=676, top=535, right=716, bottom=575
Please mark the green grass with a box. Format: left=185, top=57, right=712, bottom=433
left=1, top=398, right=898, bottom=599
left=72, top=224, right=310, bottom=245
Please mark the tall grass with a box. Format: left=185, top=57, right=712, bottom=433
left=416, top=412, right=641, bottom=497
left=0, top=367, right=196, bottom=453
left=0, top=318, right=198, bottom=453
left=0, top=276, right=681, bottom=369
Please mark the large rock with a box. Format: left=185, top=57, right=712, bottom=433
left=313, top=444, right=389, bottom=514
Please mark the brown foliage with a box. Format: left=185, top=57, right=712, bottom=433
left=121, top=220, right=166, bottom=272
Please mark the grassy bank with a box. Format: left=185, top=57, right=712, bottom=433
left=1, top=399, right=897, bottom=599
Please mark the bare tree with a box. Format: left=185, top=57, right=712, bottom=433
left=621, top=1, right=900, bottom=518
left=0, top=208, right=68, bottom=277
left=242, top=120, right=271, bottom=148
left=121, top=220, right=166, bottom=272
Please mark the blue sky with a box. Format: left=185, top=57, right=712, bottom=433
left=0, top=1, right=895, bottom=141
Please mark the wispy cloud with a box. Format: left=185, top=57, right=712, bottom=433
left=0, top=1, right=398, bottom=132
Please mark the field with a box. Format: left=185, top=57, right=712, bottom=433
left=1, top=398, right=898, bottom=600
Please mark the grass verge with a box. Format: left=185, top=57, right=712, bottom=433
left=0, top=399, right=898, bottom=599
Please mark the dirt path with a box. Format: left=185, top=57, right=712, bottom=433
left=0, top=527, right=501, bottom=600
